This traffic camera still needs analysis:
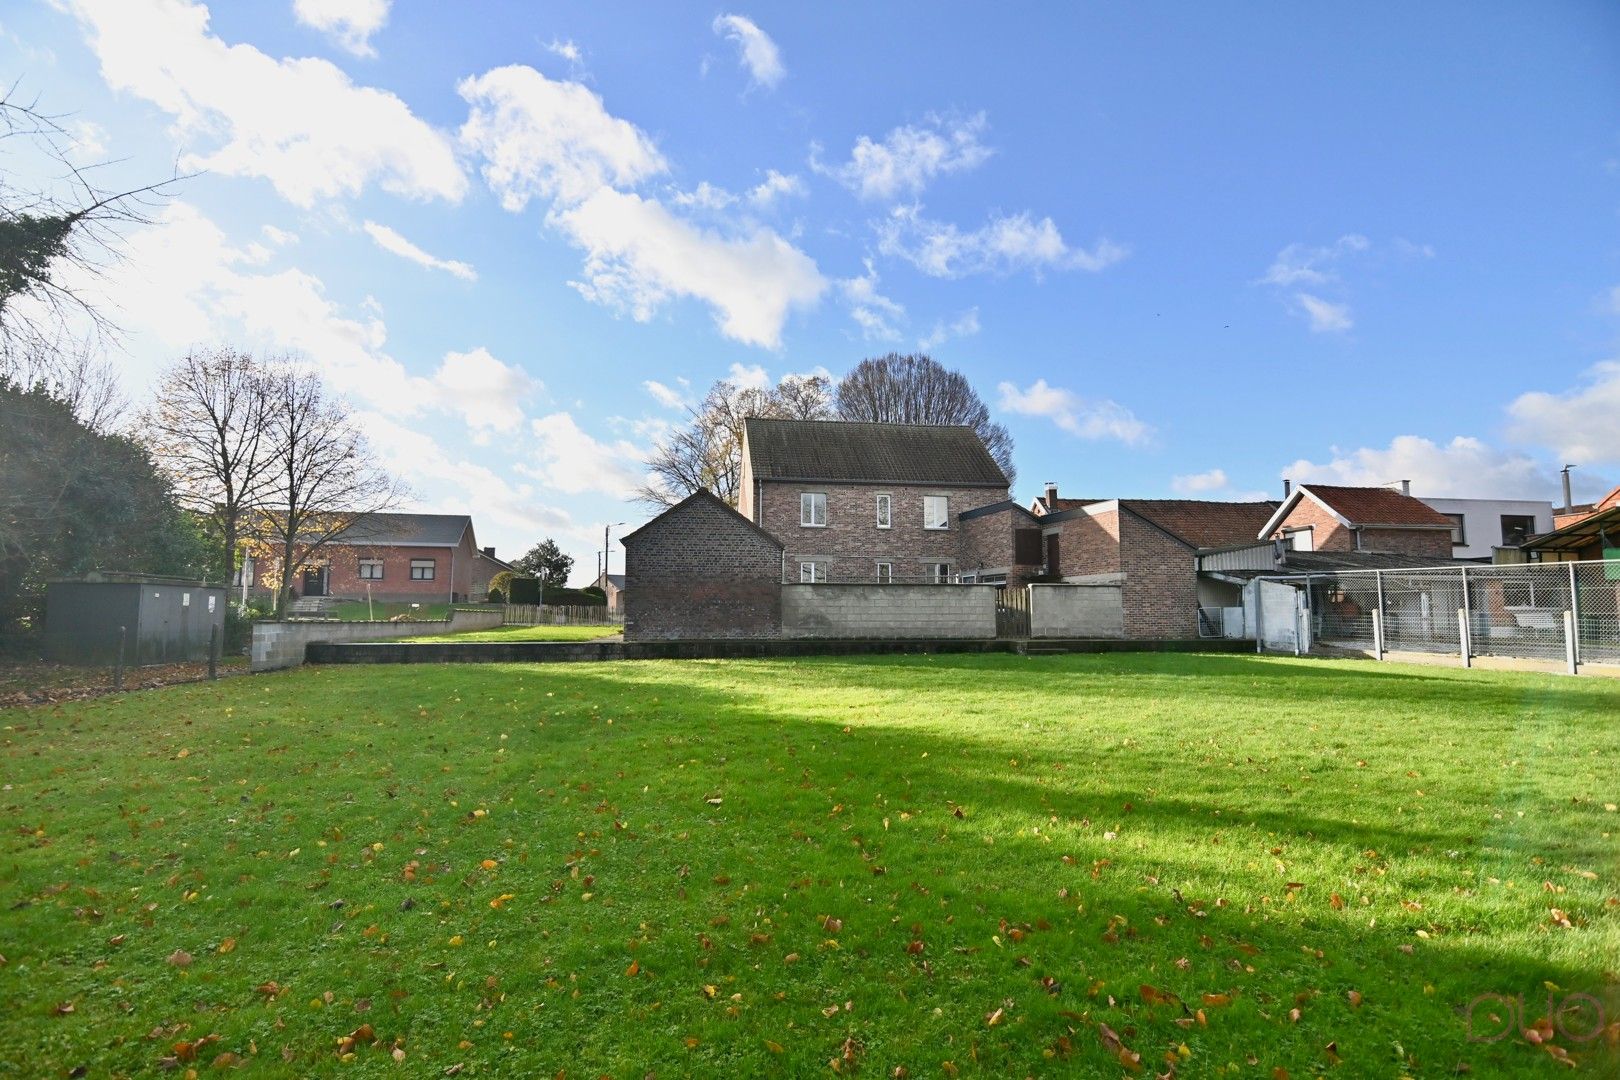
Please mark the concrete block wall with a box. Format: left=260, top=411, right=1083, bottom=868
left=1029, top=583, right=1124, bottom=638
left=780, top=583, right=997, bottom=639
left=251, top=608, right=503, bottom=671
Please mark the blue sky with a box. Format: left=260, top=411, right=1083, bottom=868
left=5, top=1, right=1619, bottom=581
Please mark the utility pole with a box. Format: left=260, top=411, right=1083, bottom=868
left=602, top=522, right=625, bottom=588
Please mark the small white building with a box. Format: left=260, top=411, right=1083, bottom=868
left=1417, top=497, right=1555, bottom=561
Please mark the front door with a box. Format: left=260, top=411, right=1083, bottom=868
left=302, top=566, right=326, bottom=596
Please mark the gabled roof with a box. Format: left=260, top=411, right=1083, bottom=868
left=620, top=488, right=784, bottom=549
left=1258, top=484, right=1454, bottom=538
left=959, top=499, right=1041, bottom=523
left=598, top=573, right=626, bottom=589
left=1030, top=496, right=1106, bottom=515
left=476, top=548, right=516, bottom=571
left=327, top=513, right=473, bottom=547
left=1122, top=499, right=1281, bottom=549
left=743, top=417, right=1008, bottom=487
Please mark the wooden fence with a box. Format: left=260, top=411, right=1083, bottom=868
left=503, top=604, right=622, bottom=627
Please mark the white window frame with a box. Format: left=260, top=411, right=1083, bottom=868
left=410, top=558, right=437, bottom=581
left=875, top=493, right=892, bottom=529
left=875, top=561, right=893, bottom=584
left=358, top=559, right=385, bottom=580
left=799, top=561, right=825, bottom=583
left=800, top=492, right=827, bottom=528
left=923, top=495, right=950, bottom=531
left=931, top=562, right=953, bottom=584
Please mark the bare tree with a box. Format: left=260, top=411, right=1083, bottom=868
left=638, top=373, right=834, bottom=508
left=0, top=88, right=182, bottom=361
left=141, top=348, right=277, bottom=584
left=835, top=353, right=1016, bottom=486
left=0, top=334, right=125, bottom=431
left=248, top=364, right=406, bottom=617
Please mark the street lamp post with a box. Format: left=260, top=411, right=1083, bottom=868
left=602, top=522, right=625, bottom=588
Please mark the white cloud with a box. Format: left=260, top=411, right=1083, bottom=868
left=1171, top=468, right=1228, bottom=494
left=1507, top=360, right=1620, bottom=466
left=727, top=363, right=769, bottom=390
left=672, top=181, right=738, bottom=210
left=261, top=224, right=298, bottom=246
left=457, top=64, right=667, bottom=209
left=918, top=307, right=979, bottom=351
left=816, top=114, right=991, bottom=201
left=1295, top=292, right=1352, bottom=333
left=838, top=260, right=905, bottom=341
left=1602, top=285, right=1620, bottom=315
left=1259, top=234, right=1368, bottom=287
left=524, top=411, right=648, bottom=497
left=293, top=0, right=390, bottom=58
left=1281, top=435, right=1556, bottom=499
left=545, top=38, right=582, bottom=64
left=997, top=379, right=1150, bottom=445
left=64, top=118, right=107, bottom=161
left=429, top=347, right=534, bottom=438
left=880, top=205, right=1127, bottom=278
left=711, top=14, right=785, bottom=89
left=362, top=220, right=477, bottom=281
left=62, top=0, right=463, bottom=207
left=553, top=187, right=826, bottom=349
left=748, top=169, right=804, bottom=207
left=643, top=378, right=691, bottom=409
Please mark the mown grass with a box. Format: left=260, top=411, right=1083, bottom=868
left=1, top=654, right=1616, bottom=1077
left=400, top=625, right=620, bottom=644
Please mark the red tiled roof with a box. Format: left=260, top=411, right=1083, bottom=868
left=1301, top=485, right=1454, bottom=527
left=1123, top=499, right=1281, bottom=549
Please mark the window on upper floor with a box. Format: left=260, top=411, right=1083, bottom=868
left=1500, top=515, right=1536, bottom=547
left=801, top=492, right=827, bottom=527
left=1443, top=513, right=1466, bottom=546
left=875, top=493, right=892, bottom=529
left=923, top=495, right=949, bottom=530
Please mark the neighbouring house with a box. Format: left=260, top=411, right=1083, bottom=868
left=245, top=513, right=500, bottom=605
left=738, top=418, right=1021, bottom=584
left=1523, top=486, right=1620, bottom=564
left=1258, top=482, right=1456, bottom=558
left=1414, top=496, right=1555, bottom=562
left=593, top=572, right=626, bottom=615
left=1028, top=482, right=1105, bottom=517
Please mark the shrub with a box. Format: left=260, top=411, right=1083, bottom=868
left=506, top=576, right=541, bottom=605
left=487, top=570, right=515, bottom=602
left=541, top=586, right=606, bottom=607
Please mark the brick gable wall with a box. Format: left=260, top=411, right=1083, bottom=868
left=759, top=481, right=1008, bottom=582
left=1052, top=508, right=1122, bottom=577
left=624, top=496, right=782, bottom=640
left=959, top=508, right=1042, bottom=584
left=1270, top=498, right=1452, bottom=557
left=1117, top=513, right=1198, bottom=639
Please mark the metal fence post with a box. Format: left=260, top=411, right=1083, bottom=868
left=208, top=624, right=219, bottom=681
left=1564, top=609, right=1579, bottom=676
left=1458, top=608, right=1471, bottom=668
left=1372, top=608, right=1384, bottom=661
left=114, top=625, right=126, bottom=691
left=1566, top=562, right=1581, bottom=666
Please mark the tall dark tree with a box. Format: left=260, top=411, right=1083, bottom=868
left=835, top=353, right=1016, bottom=486
left=142, top=348, right=276, bottom=585
left=513, top=539, right=574, bottom=587
left=639, top=372, right=834, bottom=507
left=0, top=377, right=207, bottom=645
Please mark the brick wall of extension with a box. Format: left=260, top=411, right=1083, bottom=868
left=753, top=481, right=1009, bottom=582
left=623, top=493, right=784, bottom=640
left=1050, top=507, right=1198, bottom=639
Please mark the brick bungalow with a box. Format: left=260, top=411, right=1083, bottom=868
left=1257, top=483, right=1456, bottom=557
left=245, top=513, right=509, bottom=604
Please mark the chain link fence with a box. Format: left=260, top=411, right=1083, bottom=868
left=1259, top=559, right=1620, bottom=669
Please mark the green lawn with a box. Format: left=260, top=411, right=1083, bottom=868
left=400, top=624, right=621, bottom=643
left=2, top=654, right=1616, bottom=1076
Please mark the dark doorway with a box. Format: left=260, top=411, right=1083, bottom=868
left=302, top=566, right=327, bottom=596
left=1044, top=533, right=1061, bottom=576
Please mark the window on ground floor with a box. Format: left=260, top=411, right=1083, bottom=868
left=799, top=561, right=825, bottom=583
left=875, top=561, right=892, bottom=584
left=931, top=562, right=953, bottom=584
left=410, top=558, right=436, bottom=581
left=358, top=559, right=384, bottom=580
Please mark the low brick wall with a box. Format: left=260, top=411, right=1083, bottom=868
left=780, top=583, right=997, bottom=639
left=1029, top=583, right=1124, bottom=638
left=250, top=608, right=503, bottom=671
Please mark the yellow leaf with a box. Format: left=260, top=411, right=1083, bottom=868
left=217, top=938, right=236, bottom=954
left=765, top=1040, right=784, bottom=1054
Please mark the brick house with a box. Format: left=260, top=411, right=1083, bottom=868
left=1258, top=483, right=1455, bottom=557
left=622, top=489, right=784, bottom=640
left=1031, top=498, right=1280, bottom=638
left=245, top=513, right=506, bottom=604
left=738, top=418, right=1020, bottom=583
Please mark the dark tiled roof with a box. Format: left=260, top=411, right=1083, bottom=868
left=601, top=574, right=626, bottom=589
left=744, top=418, right=1008, bottom=487
left=1302, top=485, right=1454, bottom=528
left=328, top=513, right=472, bottom=546
left=1124, top=500, right=1282, bottom=549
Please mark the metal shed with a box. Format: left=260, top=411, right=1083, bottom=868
left=45, top=574, right=227, bottom=665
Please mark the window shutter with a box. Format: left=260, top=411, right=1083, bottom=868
left=1014, top=528, right=1042, bottom=565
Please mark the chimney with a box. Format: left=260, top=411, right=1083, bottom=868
left=1561, top=464, right=1575, bottom=514
left=1400, top=479, right=1411, bottom=496
left=1282, top=478, right=1292, bottom=498
left=1044, top=482, right=1059, bottom=508
left=482, top=546, right=495, bottom=558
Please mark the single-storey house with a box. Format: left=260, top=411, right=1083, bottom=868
left=245, top=513, right=507, bottom=605
left=593, top=572, right=626, bottom=614
left=1258, top=482, right=1456, bottom=557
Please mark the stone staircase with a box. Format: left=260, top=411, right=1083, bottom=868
left=287, top=595, right=344, bottom=618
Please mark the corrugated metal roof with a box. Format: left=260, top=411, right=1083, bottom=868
left=744, top=418, right=1008, bottom=486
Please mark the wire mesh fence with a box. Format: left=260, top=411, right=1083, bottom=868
left=1259, top=559, right=1620, bottom=668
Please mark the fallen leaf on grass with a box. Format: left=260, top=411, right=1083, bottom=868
left=166, top=949, right=193, bottom=968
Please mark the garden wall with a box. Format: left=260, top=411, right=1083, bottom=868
left=1029, top=582, right=1124, bottom=638
left=250, top=608, right=503, bottom=671
left=780, top=583, right=997, bottom=639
